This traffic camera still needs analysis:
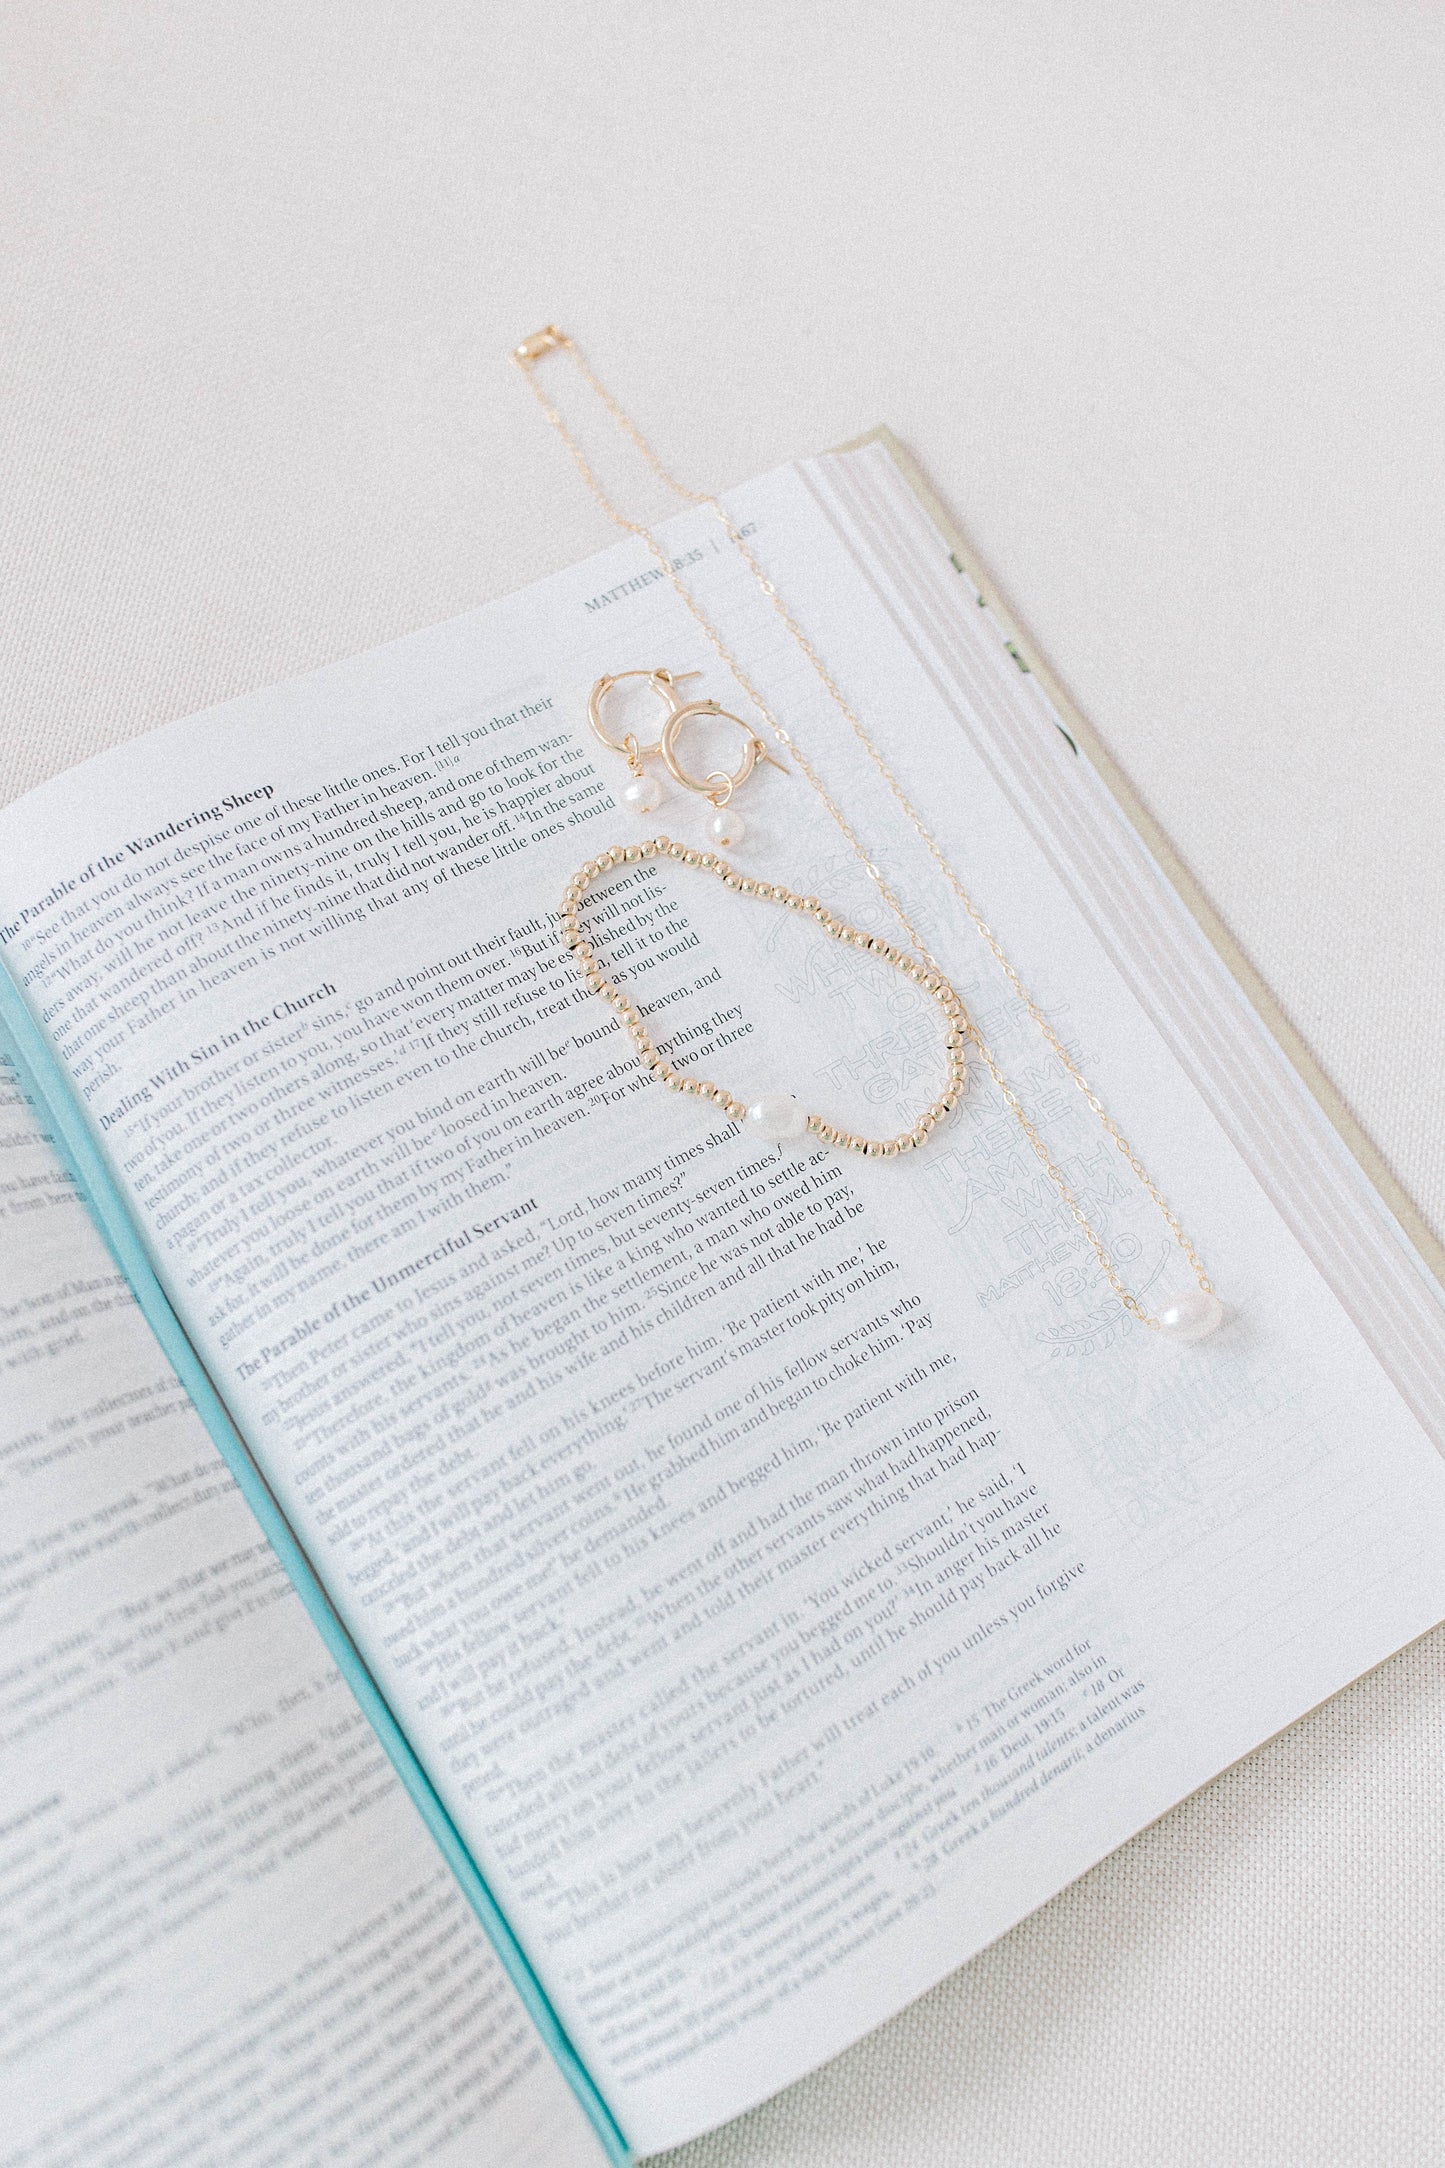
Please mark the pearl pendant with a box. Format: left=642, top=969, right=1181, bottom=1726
left=708, top=806, right=746, bottom=846
left=746, top=1092, right=807, bottom=1142
left=1157, top=1288, right=1226, bottom=1342
left=620, top=772, right=663, bottom=814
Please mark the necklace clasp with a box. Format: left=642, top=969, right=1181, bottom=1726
left=513, top=326, right=570, bottom=365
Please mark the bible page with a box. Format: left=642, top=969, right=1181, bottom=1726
left=0, top=1061, right=607, bottom=2168
left=2, top=449, right=1445, bottom=2151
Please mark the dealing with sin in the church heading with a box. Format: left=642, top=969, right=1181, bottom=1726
left=5, top=437, right=1445, bottom=2165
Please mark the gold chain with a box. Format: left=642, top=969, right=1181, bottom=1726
left=512, top=327, right=1215, bottom=1326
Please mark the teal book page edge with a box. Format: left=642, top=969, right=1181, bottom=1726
left=0, top=963, right=631, bottom=2167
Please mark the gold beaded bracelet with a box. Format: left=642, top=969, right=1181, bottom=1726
left=558, top=837, right=969, bottom=1156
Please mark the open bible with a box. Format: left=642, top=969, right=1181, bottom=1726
left=5, top=436, right=1445, bottom=2163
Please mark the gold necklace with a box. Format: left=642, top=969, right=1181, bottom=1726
left=513, top=327, right=1224, bottom=1342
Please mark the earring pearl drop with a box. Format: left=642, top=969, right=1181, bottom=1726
left=708, top=805, right=746, bottom=846
left=619, top=772, right=663, bottom=814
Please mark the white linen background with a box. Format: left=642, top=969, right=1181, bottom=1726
left=4, top=4, right=1444, bottom=2161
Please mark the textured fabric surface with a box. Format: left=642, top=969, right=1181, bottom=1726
left=3, top=6, right=1444, bottom=2161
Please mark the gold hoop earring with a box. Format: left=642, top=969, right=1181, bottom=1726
left=659, top=699, right=788, bottom=845
left=587, top=669, right=699, bottom=813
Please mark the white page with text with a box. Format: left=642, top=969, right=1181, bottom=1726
left=0, top=1065, right=606, bottom=2168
